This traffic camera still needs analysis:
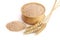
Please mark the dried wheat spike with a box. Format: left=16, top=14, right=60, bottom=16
left=24, top=22, right=41, bottom=34
left=24, top=22, right=46, bottom=34
left=34, top=23, right=46, bottom=34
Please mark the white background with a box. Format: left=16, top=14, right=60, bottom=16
left=0, top=0, right=60, bottom=40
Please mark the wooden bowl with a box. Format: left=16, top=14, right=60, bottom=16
left=21, top=3, right=45, bottom=25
